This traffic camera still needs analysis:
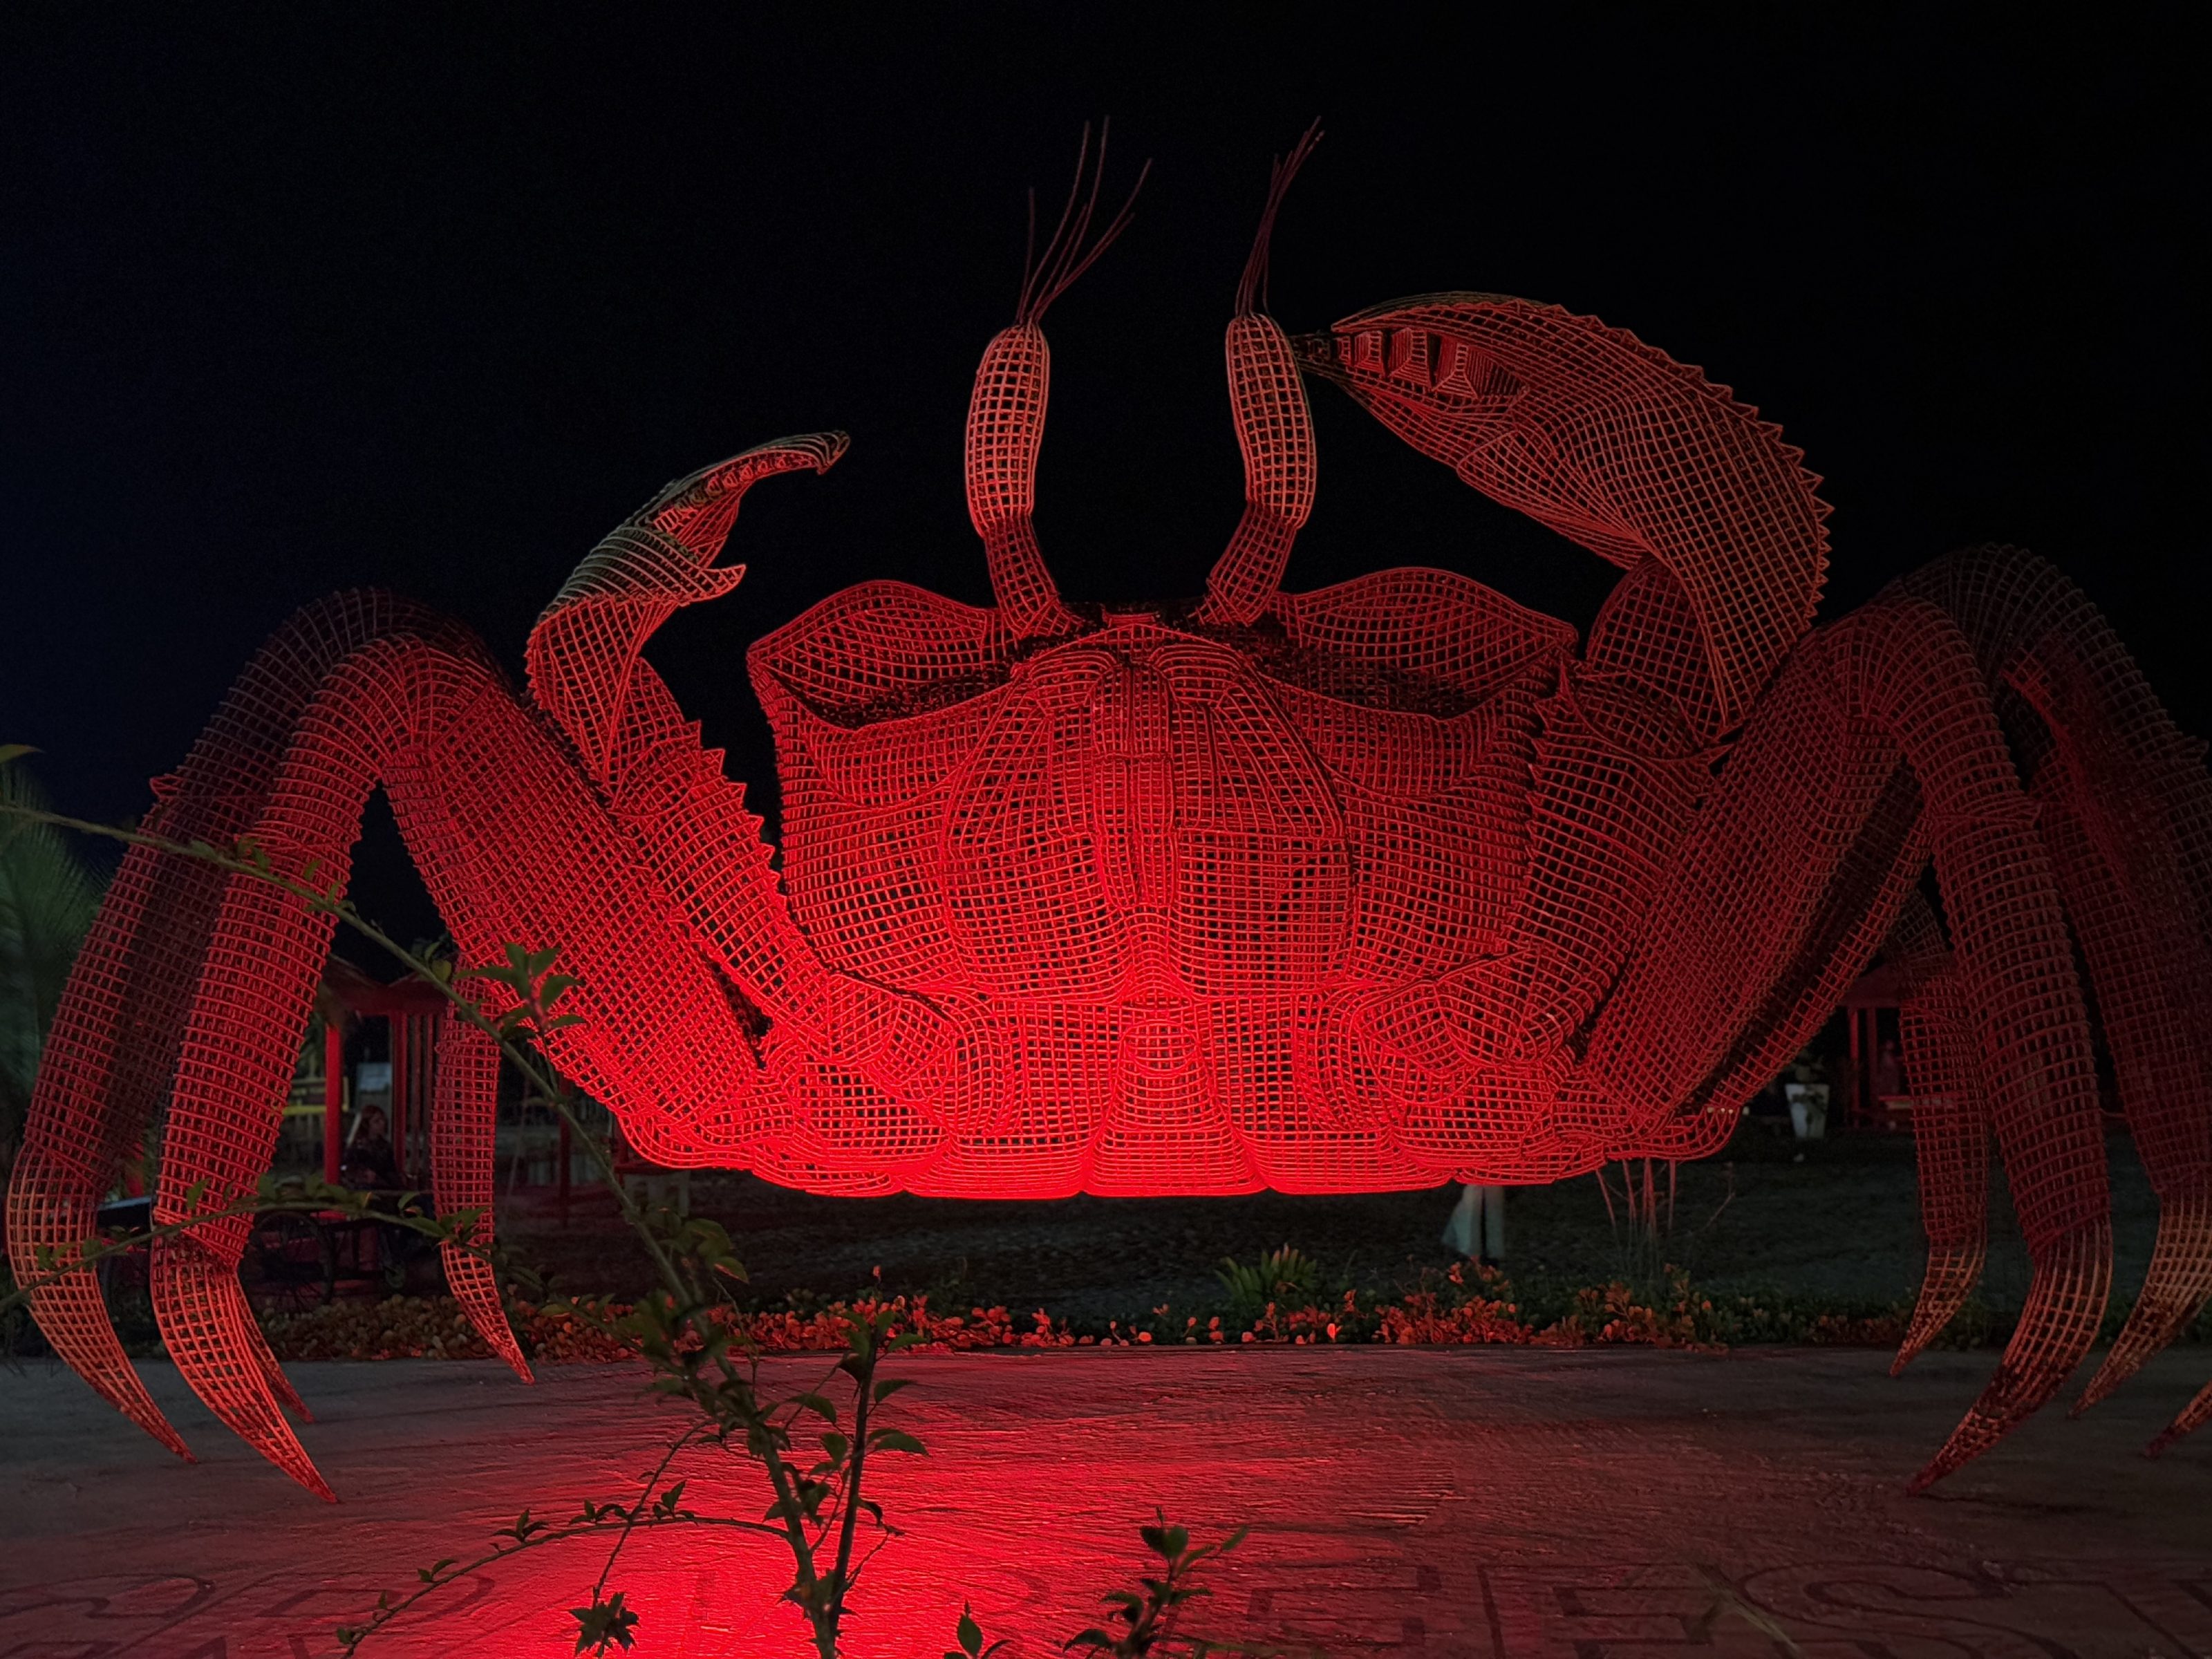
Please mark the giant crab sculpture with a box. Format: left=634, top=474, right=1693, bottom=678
left=10, top=133, right=2211, bottom=1502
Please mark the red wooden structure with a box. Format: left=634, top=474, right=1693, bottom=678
left=1839, top=964, right=1911, bottom=1134
left=315, top=958, right=448, bottom=1189
left=9, top=131, right=2209, bottom=1497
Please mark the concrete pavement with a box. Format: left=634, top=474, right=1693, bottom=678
left=3, top=1344, right=2208, bottom=1656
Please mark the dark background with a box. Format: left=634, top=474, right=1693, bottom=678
left=3, top=8, right=2202, bottom=944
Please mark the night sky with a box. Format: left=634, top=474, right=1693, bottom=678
left=3, top=11, right=2202, bottom=945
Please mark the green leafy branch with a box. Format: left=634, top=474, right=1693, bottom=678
left=0, top=796, right=929, bottom=1659
left=1066, top=1517, right=1306, bottom=1659
left=2, top=791, right=1286, bottom=1659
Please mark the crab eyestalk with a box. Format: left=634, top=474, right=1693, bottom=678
left=1195, top=315, right=1315, bottom=627
left=964, top=122, right=1147, bottom=640
left=1199, top=121, right=1321, bottom=628
left=965, top=321, right=1080, bottom=639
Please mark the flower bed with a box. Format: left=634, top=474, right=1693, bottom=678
left=256, top=1263, right=1961, bottom=1364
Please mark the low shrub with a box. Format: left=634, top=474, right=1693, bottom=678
left=251, top=1260, right=1994, bottom=1363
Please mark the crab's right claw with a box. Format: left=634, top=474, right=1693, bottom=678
left=643, top=431, right=852, bottom=557
left=528, top=433, right=849, bottom=788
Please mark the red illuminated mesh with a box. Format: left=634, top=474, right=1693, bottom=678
left=1892, top=547, right=2212, bottom=1450
left=1297, top=294, right=1831, bottom=731
left=12, top=241, right=2209, bottom=1493
left=1195, top=314, right=1316, bottom=626
left=431, top=1012, right=532, bottom=1382
left=966, top=325, right=1079, bottom=641
left=1882, top=893, right=1994, bottom=1369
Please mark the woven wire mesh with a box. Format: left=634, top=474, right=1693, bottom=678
left=12, top=278, right=2212, bottom=1489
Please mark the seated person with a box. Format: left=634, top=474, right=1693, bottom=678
left=341, top=1105, right=404, bottom=1191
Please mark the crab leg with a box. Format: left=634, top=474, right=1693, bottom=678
left=6, top=594, right=471, bottom=1465
left=2034, top=787, right=2212, bottom=1414
left=429, top=1009, right=531, bottom=1380
left=1897, top=546, right=2212, bottom=1442
left=1591, top=752, right=1931, bottom=1172
left=1881, top=892, right=1994, bottom=1371
left=7, top=846, right=216, bottom=1465
left=67, top=601, right=777, bottom=1496
left=1577, top=594, right=2110, bottom=1489
left=2150, top=1376, right=2212, bottom=1457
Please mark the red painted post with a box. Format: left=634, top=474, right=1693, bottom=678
left=322, top=1018, right=344, bottom=1185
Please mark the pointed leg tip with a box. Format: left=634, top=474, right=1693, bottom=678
left=279, top=1453, right=339, bottom=1503
left=1903, top=1465, right=1942, bottom=1497
left=132, top=1414, right=196, bottom=1463
left=2067, top=1374, right=2120, bottom=1418
left=2144, top=1409, right=2202, bottom=1460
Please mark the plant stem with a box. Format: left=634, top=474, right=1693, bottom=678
left=0, top=802, right=865, bottom=1653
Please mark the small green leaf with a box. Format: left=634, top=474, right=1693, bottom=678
left=957, top=1602, right=984, bottom=1658
left=866, top=1427, right=926, bottom=1455
left=570, top=1590, right=639, bottom=1655
left=501, top=1507, right=549, bottom=1542
left=793, top=1391, right=838, bottom=1423
left=872, top=1376, right=917, bottom=1403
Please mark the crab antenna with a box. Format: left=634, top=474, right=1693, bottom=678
left=1233, top=119, right=1322, bottom=319
left=1015, top=118, right=1150, bottom=325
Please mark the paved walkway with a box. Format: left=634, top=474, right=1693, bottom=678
left=2, top=1347, right=2208, bottom=1656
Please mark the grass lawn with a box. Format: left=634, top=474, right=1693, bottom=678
left=498, top=1122, right=2164, bottom=1331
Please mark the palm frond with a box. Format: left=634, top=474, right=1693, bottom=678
left=0, top=760, right=108, bottom=1163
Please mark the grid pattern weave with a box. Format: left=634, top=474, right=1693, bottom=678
left=1295, top=294, right=1831, bottom=732
left=12, top=278, right=2209, bottom=1494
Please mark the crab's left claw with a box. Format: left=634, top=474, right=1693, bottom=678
left=1295, top=300, right=1829, bottom=737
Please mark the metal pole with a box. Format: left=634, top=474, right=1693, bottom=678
left=391, top=1013, right=411, bottom=1185
left=323, top=1018, right=344, bottom=1185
